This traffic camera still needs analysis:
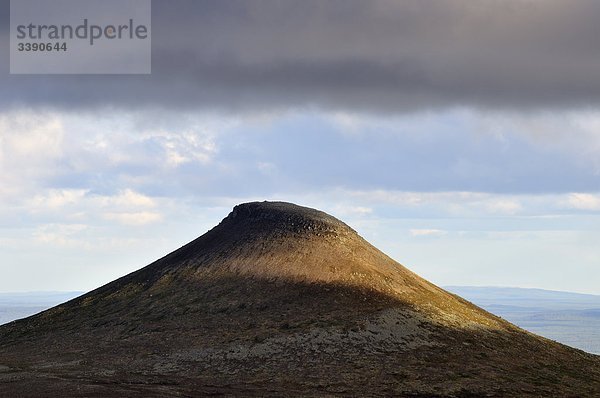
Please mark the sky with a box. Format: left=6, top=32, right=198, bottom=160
left=1, top=0, right=600, bottom=294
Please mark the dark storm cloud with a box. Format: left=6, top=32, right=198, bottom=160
left=2, top=0, right=600, bottom=111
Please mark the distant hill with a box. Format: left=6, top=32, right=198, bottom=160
left=444, top=286, right=600, bottom=310
left=1, top=202, right=599, bottom=397
left=445, top=286, right=600, bottom=355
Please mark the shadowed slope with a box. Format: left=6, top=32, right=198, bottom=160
left=1, top=202, right=599, bottom=397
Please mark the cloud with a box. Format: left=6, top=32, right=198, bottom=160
left=482, top=199, right=523, bottom=215
left=332, top=205, right=373, bottom=217
left=33, top=223, right=89, bottom=247
left=103, top=211, right=163, bottom=226
left=472, top=111, right=600, bottom=171
left=3, top=108, right=600, bottom=201
left=3, top=0, right=600, bottom=112
left=0, top=111, right=65, bottom=200
left=346, top=190, right=526, bottom=216
left=20, top=186, right=163, bottom=227
left=142, top=129, right=218, bottom=167
left=410, top=229, right=448, bottom=237
left=28, top=189, right=88, bottom=210
left=566, top=193, right=600, bottom=211
left=97, top=189, right=156, bottom=209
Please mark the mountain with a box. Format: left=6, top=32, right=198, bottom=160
left=1, top=202, right=599, bottom=397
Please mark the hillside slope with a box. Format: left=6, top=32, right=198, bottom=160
left=1, top=202, right=599, bottom=397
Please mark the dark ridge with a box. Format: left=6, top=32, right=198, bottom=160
left=217, top=201, right=356, bottom=236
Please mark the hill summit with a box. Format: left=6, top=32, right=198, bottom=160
left=1, top=201, right=599, bottom=397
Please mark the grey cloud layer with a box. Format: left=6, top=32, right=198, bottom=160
left=2, top=0, right=600, bottom=111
